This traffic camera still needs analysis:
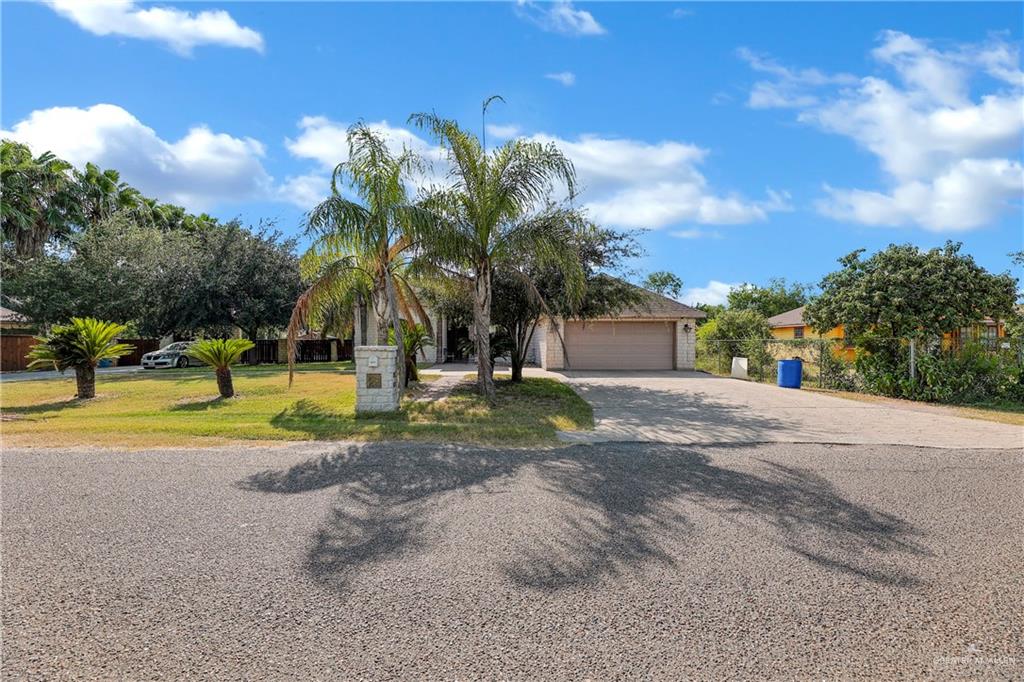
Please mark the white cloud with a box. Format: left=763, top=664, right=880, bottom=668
left=529, top=132, right=789, bottom=228
left=819, top=159, right=1024, bottom=232
left=277, top=173, right=331, bottom=210
left=485, top=123, right=521, bottom=140
left=738, top=47, right=856, bottom=109
left=545, top=71, right=577, bottom=87
left=743, top=31, right=1024, bottom=231
left=284, top=116, right=450, bottom=200
left=515, top=0, right=606, bottom=36
left=670, top=8, right=694, bottom=19
left=682, top=280, right=737, bottom=307
left=671, top=228, right=722, bottom=240
left=284, top=117, right=785, bottom=229
left=47, top=0, right=264, bottom=56
left=2, top=104, right=272, bottom=211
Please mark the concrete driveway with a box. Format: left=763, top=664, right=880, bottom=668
left=556, top=371, right=1023, bottom=449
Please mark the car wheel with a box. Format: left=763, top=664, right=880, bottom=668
left=176, top=356, right=189, bottom=368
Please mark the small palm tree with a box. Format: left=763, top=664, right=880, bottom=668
left=26, top=318, right=134, bottom=399
left=389, top=321, right=432, bottom=384
left=187, top=338, right=255, bottom=398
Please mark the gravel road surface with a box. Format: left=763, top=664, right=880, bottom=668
left=3, top=442, right=1022, bottom=680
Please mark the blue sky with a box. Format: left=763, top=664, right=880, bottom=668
left=3, top=1, right=1022, bottom=305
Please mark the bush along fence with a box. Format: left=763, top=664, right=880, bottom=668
left=696, top=336, right=1024, bottom=405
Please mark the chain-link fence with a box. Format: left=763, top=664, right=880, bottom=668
left=696, top=336, right=1024, bottom=404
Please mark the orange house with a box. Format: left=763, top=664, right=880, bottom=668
left=766, top=306, right=1004, bottom=362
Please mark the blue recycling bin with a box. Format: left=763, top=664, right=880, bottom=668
left=777, top=359, right=802, bottom=389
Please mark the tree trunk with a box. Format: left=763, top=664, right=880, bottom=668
left=75, top=365, right=96, bottom=399
left=354, top=292, right=366, bottom=346
left=247, top=327, right=259, bottom=365
left=382, top=268, right=406, bottom=391
left=216, top=367, right=234, bottom=398
left=372, top=286, right=390, bottom=345
left=473, top=261, right=495, bottom=400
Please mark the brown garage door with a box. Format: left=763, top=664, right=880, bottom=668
left=564, top=321, right=674, bottom=370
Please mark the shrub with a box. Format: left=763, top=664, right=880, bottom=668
left=187, top=338, right=255, bottom=398
left=26, top=318, right=134, bottom=399
left=854, top=337, right=1023, bottom=404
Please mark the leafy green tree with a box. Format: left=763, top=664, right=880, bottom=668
left=641, top=271, right=683, bottom=299
left=410, top=109, right=581, bottom=399
left=696, top=309, right=772, bottom=343
left=695, top=303, right=725, bottom=325
left=287, top=123, right=435, bottom=388
left=187, top=338, right=255, bottom=398
left=492, top=223, right=643, bottom=381
left=1, top=140, right=79, bottom=258
left=3, top=215, right=192, bottom=330
left=696, top=309, right=772, bottom=374
left=26, top=318, right=134, bottom=399
left=805, top=242, right=1017, bottom=340
left=200, top=221, right=302, bottom=347
left=727, top=278, right=810, bottom=318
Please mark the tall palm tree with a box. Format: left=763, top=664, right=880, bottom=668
left=74, top=162, right=141, bottom=225
left=408, top=110, right=583, bottom=399
left=0, top=140, right=77, bottom=258
left=286, top=123, right=435, bottom=387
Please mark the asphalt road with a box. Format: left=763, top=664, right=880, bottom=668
left=0, top=365, right=146, bottom=382
left=3, top=442, right=1022, bottom=680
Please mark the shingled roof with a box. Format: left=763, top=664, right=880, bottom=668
left=612, top=284, right=707, bottom=319
left=766, top=305, right=806, bottom=328
left=0, top=306, right=29, bottom=323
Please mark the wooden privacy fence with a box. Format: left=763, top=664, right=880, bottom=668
left=118, top=339, right=161, bottom=366
left=296, top=339, right=333, bottom=363
left=1, top=335, right=38, bottom=371
left=240, top=338, right=352, bottom=365
left=240, top=339, right=280, bottom=365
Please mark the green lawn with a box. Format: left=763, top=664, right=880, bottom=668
left=0, top=363, right=593, bottom=447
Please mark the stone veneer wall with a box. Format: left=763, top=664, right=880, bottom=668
left=675, top=318, right=697, bottom=370
left=354, top=345, right=400, bottom=413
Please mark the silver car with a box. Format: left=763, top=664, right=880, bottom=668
left=141, top=342, right=196, bottom=369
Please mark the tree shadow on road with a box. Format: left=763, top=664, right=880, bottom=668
left=510, top=447, right=927, bottom=589
left=239, top=442, right=927, bottom=592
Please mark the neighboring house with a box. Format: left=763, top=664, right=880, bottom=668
left=767, top=305, right=1005, bottom=359
left=0, top=306, right=34, bottom=332
left=532, top=291, right=705, bottom=371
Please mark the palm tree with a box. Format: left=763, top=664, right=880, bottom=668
left=286, top=123, right=435, bottom=388
left=389, top=320, right=432, bottom=385
left=26, top=318, right=135, bottom=399
left=1, top=140, right=78, bottom=258
left=74, top=162, right=141, bottom=225
left=186, top=338, right=255, bottom=398
left=408, top=109, right=583, bottom=399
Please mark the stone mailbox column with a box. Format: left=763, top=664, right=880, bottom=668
left=355, top=345, right=400, bottom=413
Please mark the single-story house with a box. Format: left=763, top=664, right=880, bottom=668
left=0, top=306, right=34, bottom=332
left=531, top=292, right=705, bottom=371
left=767, top=305, right=1005, bottom=357
left=357, top=287, right=705, bottom=370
